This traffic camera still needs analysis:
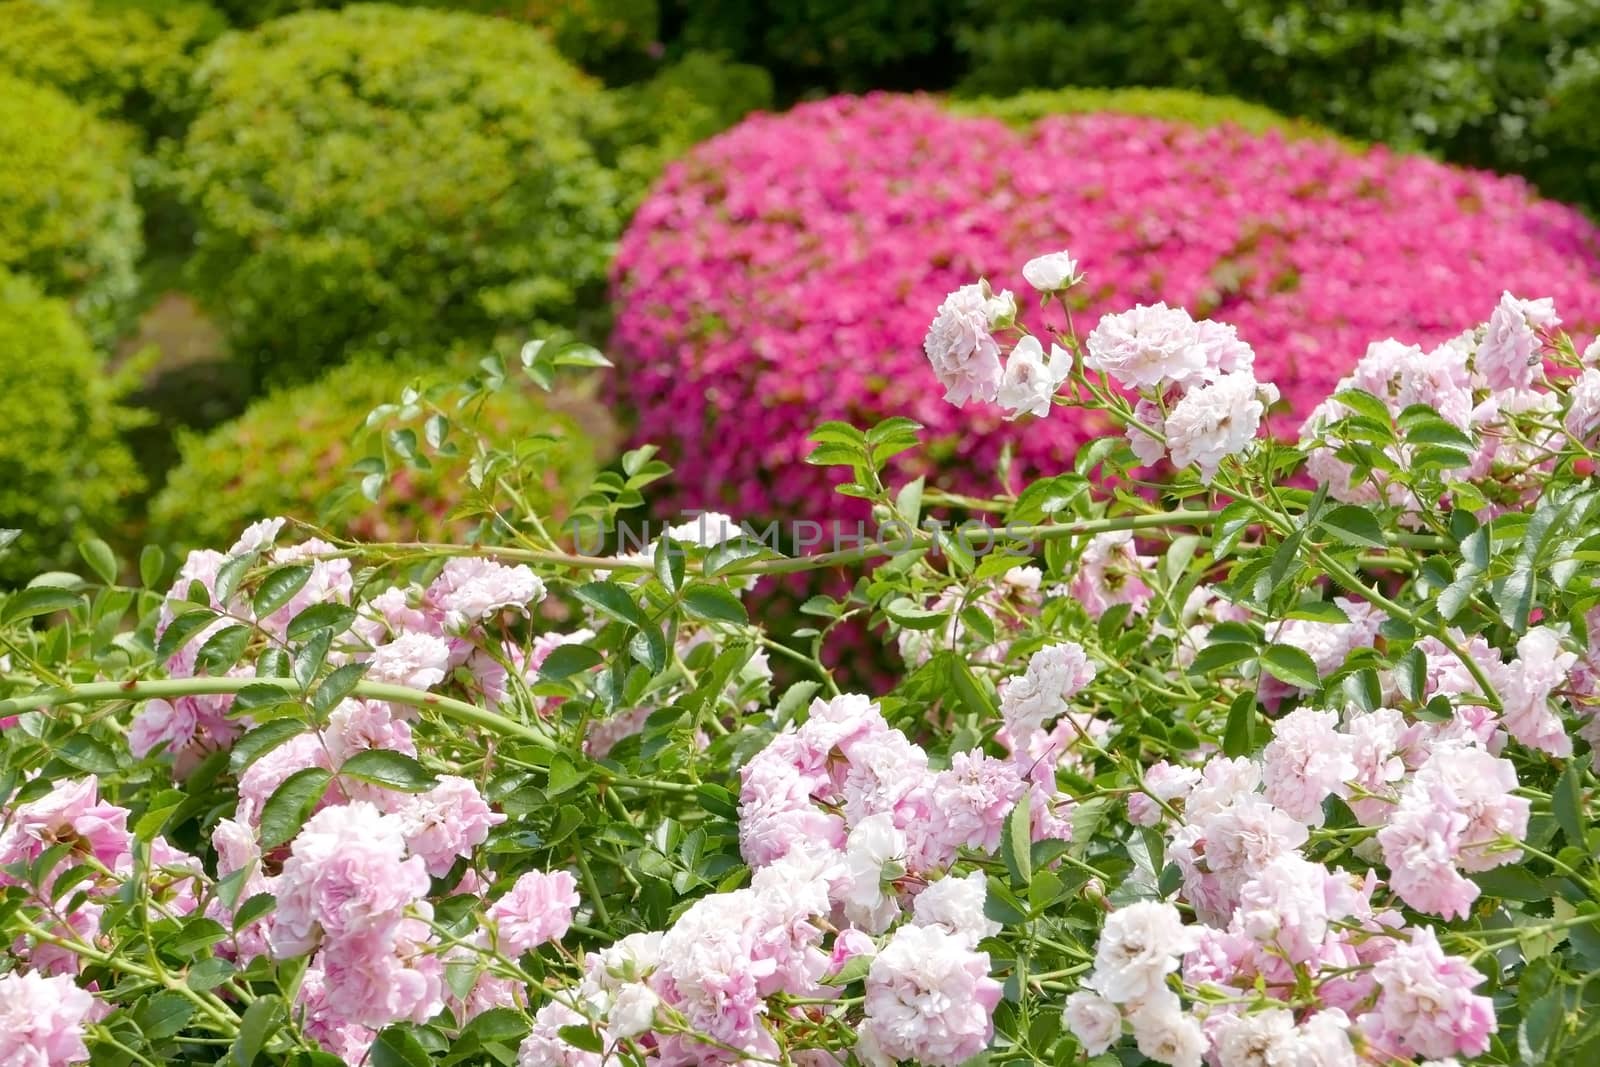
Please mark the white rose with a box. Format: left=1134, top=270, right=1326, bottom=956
left=1022, top=251, right=1080, bottom=293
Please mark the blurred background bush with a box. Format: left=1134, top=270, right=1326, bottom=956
left=0, top=271, right=146, bottom=583
left=0, top=0, right=1595, bottom=582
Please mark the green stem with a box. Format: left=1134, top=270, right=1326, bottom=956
left=0, top=677, right=559, bottom=751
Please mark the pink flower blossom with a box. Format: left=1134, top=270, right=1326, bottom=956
left=488, top=869, right=580, bottom=956
left=0, top=971, right=96, bottom=1065
left=999, top=641, right=1097, bottom=738
left=426, top=557, right=546, bottom=631
left=1367, top=927, right=1494, bottom=1060
left=365, top=631, right=454, bottom=690
left=862, top=924, right=1001, bottom=1066
left=1070, top=530, right=1154, bottom=618
left=1090, top=902, right=1196, bottom=1005
left=1261, top=708, right=1356, bottom=825
left=395, top=776, right=506, bottom=878
left=270, top=801, right=431, bottom=959
left=924, top=281, right=1013, bottom=406
left=1163, top=372, right=1278, bottom=483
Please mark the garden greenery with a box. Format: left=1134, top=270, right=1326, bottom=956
left=174, top=4, right=623, bottom=386
left=0, top=270, right=146, bottom=585
left=4, top=252, right=1600, bottom=1066
left=0, top=74, right=143, bottom=345
left=150, top=355, right=609, bottom=554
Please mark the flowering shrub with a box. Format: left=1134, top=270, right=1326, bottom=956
left=612, top=93, right=1600, bottom=522
left=150, top=354, right=611, bottom=552
left=8, top=254, right=1600, bottom=1066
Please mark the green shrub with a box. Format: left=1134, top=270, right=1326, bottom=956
left=151, top=355, right=611, bottom=552
left=0, top=271, right=145, bottom=583
left=0, top=0, right=224, bottom=139
left=0, top=76, right=142, bottom=345
left=175, top=4, right=623, bottom=386
left=606, top=51, right=775, bottom=202
left=949, top=85, right=1342, bottom=141
left=954, top=0, right=1600, bottom=211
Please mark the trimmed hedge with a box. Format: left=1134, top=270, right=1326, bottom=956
left=0, top=0, right=224, bottom=138
left=150, top=356, right=608, bottom=551
left=950, top=86, right=1341, bottom=142
left=0, top=272, right=145, bottom=583
left=175, top=4, right=622, bottom=385
left=0, top=75, right=142, bottom=345
left=610, top=93, right=1600, bottom=524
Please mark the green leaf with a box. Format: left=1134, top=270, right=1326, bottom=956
left=1000, top=791, right=1032, bottom=889
left=134, top=990, right=195, bottom=1041
left=653, top=537, right=684, bottom=593
left=293, top=629, right=331, bottom=689
left=197, top=624, right=253, bottom=674
left=681, top=584, right=748, bottom=625
left=187, top=957, right=236, bottom=993
left=822, top=953, right=873, bottom=987
left=574, top=581, right=650, bottom=630
left=230, top=721, right=306, bottom=775
left=1554, top=762, right=1587, bottom=847
left=233, top=892, right=276, bottom=932
left=1222, top=690, right=1256, bottom=757
left=252, top=565, right=312, bottom=619
left=370, top=1027, right=432, bottom=1067
left=557, top=1025, right=605, bottom=1055
left=1260, top=644, right=1320, bottom=690
left=1317, top=505, right=1387, bottom=550
left=165, top=916, right=229, bottom=960
left=1394, top=646, right=1427, bottom=704
left=883, top=596, right=946, bottom=631
left=1, top=586, right=82, bottom=625
left=286, top=603, right=356, bottom=641
left=949, top=656, right=997, bottom=719
left=258, top=768, right=332, bottom=849
left=539, top=643, right=602, bottom=681
left=1188, top=642, right=1257, bottom=675
left=339, top=749, right=438, bottom=794
left=78, top=538, right=118, bottom=585
left=139, top=544, right=166, bottom=589
left=231, top=995, right=285, bottom=1067
left=312, top=663, right=368, bottom=715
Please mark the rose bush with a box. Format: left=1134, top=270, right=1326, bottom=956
left=611, top=93, right=1600, bottom=524
left=5, top=254, right=1600, bottom=1065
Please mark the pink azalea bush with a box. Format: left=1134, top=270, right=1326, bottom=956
left=612, top=93, right=1600, bottom=520
left=6, top=259, right=1600, bottom=1065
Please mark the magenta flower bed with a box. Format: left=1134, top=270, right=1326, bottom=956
left=611, top=94, right=1600, bottom=520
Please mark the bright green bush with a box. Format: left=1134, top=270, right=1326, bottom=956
left=606, top=51, right=775, bottom=201
left=175, top=4, right=623, bottom=386
left=0, top=271, right=145, bottom=583
left=0, top=76, right=142, bottom=345
left=949, top=85, right=1341, bottom=141
left=150, top=355, right=608, bottom=551
left=0, top=0, right=224, bottom=138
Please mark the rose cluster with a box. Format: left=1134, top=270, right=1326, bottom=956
left=612, top=93, right=1600, bottom=521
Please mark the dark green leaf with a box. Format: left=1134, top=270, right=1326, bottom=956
left=197, top=624, right=253, bottom=674
left=230, top=721, right=306, bottom=775
left=1260, top=644, right=1320, bottom=690
left=574, top=581, right=650, bottom=630
left=339, top=750, right=437, bottom=794
left=1222, top=690, right=1257, bottom=757
left=539, top=644, right=602, bottom=681
left=258, top=768, right=332, bottom=849
left=232, top=995, right=285, bottom=1067
left=134, top=990, right=194, bottom=1041
left=1317, top=505, right=1387, bottom=550
left=252, top=565, right=313, bottom=619
left=682, top=584, right=748, bottom=625
left=1000, top=791, right=1032, bottom=889
left=286, top=603, right=356, bottom=641
left=2, top=586, right=83, bottom=625
left=1554, top=762, right=1587, bottom=847
left=370, top=1027, right=432, bottom=1067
